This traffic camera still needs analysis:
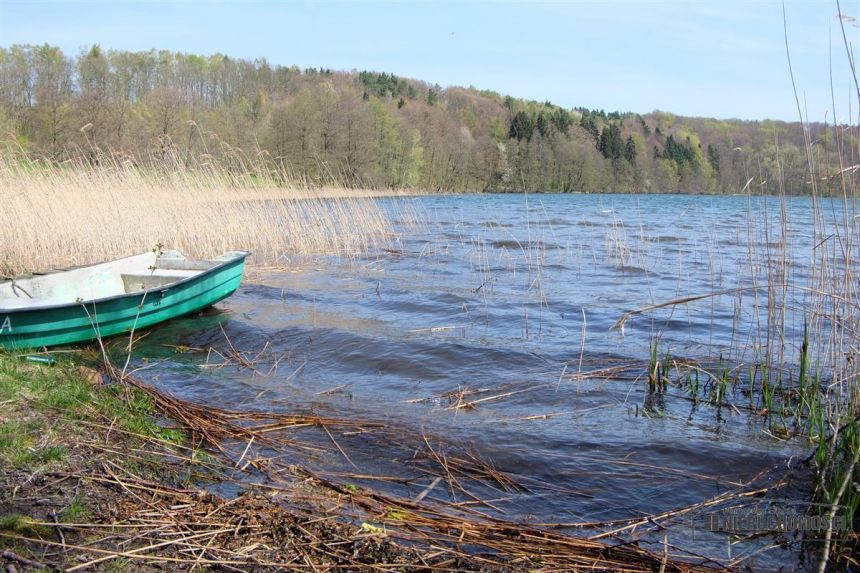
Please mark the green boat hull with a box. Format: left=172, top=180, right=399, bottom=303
left=0, top=255, right=247, bottom=350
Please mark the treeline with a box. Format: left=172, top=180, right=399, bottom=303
left=0, top=44, right=854, bottom=194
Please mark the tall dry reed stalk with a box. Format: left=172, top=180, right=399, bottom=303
left=601, top=10, right=859, bottom=563
left=715, top=9, right=860, bottom=567
left=775, top=7, right=860, bottom=568
left=0, top=147, right=405, bottom=275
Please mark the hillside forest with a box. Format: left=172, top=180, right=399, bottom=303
left=0, top=44, right=855, bottom=194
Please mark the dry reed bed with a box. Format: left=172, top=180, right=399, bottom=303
left=0, top=155, right=402, bottom=276
left=0, top=417, right=509, bottom=572
left=94, top=360, right=767, bottom=572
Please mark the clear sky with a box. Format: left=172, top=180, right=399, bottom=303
left=0, top=0, right=856, bottom=121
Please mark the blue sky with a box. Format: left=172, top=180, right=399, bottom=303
left=0, top=0, right=856, bottom=121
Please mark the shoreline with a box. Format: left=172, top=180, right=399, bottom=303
left=0, top=353, right=701, bottom=572
left=0, top=355, right=486, bottom=571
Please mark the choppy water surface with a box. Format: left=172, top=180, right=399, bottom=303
left=135, top=193, right=841, bottom=570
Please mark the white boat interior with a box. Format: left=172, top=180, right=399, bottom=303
left=0, top=251, right=244, bottom=309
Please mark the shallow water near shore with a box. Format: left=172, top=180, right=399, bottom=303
left=132, top=193, right=842, bottom=570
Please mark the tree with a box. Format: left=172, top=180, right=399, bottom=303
left=624, top=135, right=636, bottom=164
left=76, top=44, right=112, bottom=148
left=142, top=86, right=187, bottom=159
left=367, top=98, right=404, bottom=186
left=535, top=112, right=549, bottom=137
left=550, top=107, right=572, bottom=133
left=598, top=123, right=622, bottom=161
left=0, top=44, right=841, bottom=196
left=508, top=111, right=534, bottom=141
left=263, top=88, right=322, bottom=181
left=315, top=81, right=340, bottom=155
left=706, top=143, right=720, bottom=173
left=579, top=112, right=599, bottom=140
left=32, top=44, right=73, bottom=154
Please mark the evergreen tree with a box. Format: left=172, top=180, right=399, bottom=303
left=609, top=124, right=622, bottom=159
left=598, top=123, right=623, bottom=160
left=624, top=136, right=636, bottom=163
left=550, top=107, right=572, bottom=133
left=509, top=111, right=534, bottom=141
left=536, top=112, right=549, bottom=137
left=639, top=117, right=651, bottom=136
left=579, top=112, right=599, bottom=140
left=663, top=135, right=682, bottom=163
left=707, top=143, right=720, bottom=173
left=598, top=127, right=609, bottom=157
left=663, top=134, right=697, bottom=167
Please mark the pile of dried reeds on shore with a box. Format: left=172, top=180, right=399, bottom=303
left=4, top=466, right=505, bottom=572
left=61, top=361, right=731, bottom=572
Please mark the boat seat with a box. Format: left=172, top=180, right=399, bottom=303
left=155, top=259, right=219, bottom=271
left=148, top=269, right=203, bottom=277
left=121, top=273, right=197, bottom=293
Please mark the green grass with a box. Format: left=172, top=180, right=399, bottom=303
left=0, top=513, right=52, bottom=537
left=59, top=496, right=91, bottom=523
left=100, top=557, right=132, bottom=573
left=0, top=352, right=188, bottom=472
left=0, top=354, right=92, bottom=414
left=97, top=384, right=186, bottom=444
left=0, top=419, right=68, bottom=467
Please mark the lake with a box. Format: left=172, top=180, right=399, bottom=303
left=134, top=193, right=839, bottom=570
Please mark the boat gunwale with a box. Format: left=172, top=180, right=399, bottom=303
left=0, top=251, right=251, bottom=315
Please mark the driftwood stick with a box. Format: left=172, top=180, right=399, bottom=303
left=1, top=550, right=46, bottom=569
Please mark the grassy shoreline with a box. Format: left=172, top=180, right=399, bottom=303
left=0, top=353, right=509, bottom=572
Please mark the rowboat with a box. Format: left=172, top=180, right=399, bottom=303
left=0, top=250, right=250, bottom=350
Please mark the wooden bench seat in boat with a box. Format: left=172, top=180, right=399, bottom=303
left=121, top=270, right=201, bottom=293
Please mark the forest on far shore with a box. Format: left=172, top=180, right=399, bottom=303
left=0, top=44, right=855, bottom=194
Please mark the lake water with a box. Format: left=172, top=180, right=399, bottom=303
left=134, top=193, right=843, bottom=570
